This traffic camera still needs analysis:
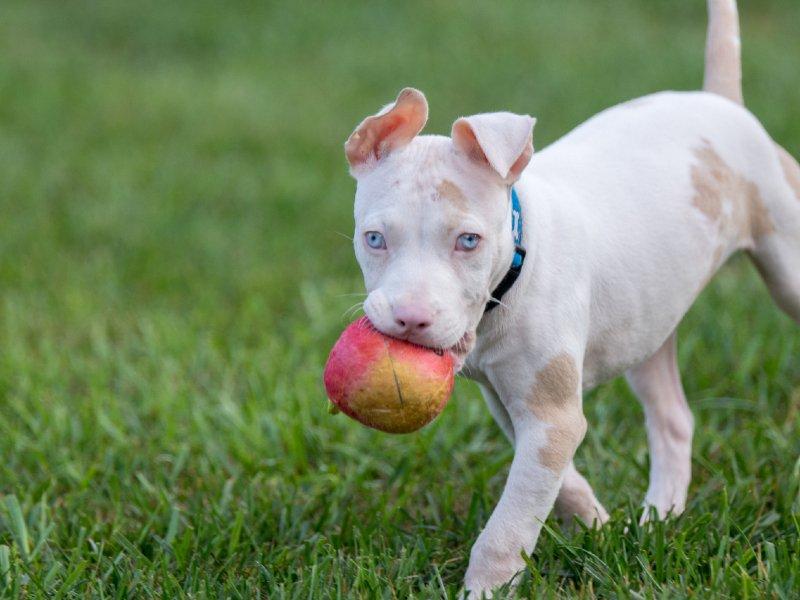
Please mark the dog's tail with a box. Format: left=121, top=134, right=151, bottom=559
left=704, top=0, right=743, bottom=104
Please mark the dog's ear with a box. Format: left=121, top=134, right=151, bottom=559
left=345, top=88, right=428, bottom=171
left=451, top=112, right=536, bottom=182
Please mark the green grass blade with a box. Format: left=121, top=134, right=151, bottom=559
left=3, top=496, right=30, bottom=562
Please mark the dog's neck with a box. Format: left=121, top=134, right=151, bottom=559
left=484, top=186, right=526, bottom=313
left=466, top=184, right=529, bottom=371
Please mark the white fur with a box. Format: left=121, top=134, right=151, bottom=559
left=344, top=1, right=800, bottom=596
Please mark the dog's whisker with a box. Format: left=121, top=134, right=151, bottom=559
left=342, top=302, right=365, bottom=320
left=346, top=305, right=365, bottom=319
left=333, top=231, right=354, bottom=242
left=488, top=296, right=511, bottom=310
left=457, top=362, right=474, bottom=379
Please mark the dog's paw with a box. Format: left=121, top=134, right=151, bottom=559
left=464, top=543, right=524, bottom=599
left=463, top=574, right=518, bottom=600
left=639, top=486, right=687, bottom=525
left=638, top=499, right=685, bottom=525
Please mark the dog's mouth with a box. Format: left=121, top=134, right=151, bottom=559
left=448, top=330, right=476, bottom=372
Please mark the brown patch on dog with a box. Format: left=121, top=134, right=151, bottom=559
left=777, top=145, right=800, bottom=203
left=436, top=179, right=469, bottom=210
left=527, top=354, right=586, bottom=473
left=749, top=194, right=775, bottom=239
left=691, top=139, right=775, bottom=244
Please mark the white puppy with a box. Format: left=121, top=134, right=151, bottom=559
left=343, top=0, right=800, bottom=595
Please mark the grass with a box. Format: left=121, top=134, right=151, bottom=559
left=0, top=0, right=799, bottom=597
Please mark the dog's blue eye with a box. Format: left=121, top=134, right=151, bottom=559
left=365, top=231, right=386, bottom=250
left=456, top=233, right=481, bottom=251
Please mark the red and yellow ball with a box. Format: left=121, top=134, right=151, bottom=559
left=323, top=317, right=455, bottom=434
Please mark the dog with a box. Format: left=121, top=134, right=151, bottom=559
left=342, top=0, right=800, bottom=595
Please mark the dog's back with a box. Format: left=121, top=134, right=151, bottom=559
left=510, top=4, right=800, bottom=387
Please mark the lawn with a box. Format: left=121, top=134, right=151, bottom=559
left=0, top=0, right=799, bottom=597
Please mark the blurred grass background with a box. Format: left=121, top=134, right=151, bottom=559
left=0, top=0, right=798, bottom=596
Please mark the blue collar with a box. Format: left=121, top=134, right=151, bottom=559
left=485, top=186, right=526, bottom=312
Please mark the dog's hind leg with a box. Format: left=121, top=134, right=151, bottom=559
left=749, top=146, right=800, bottom=324
left=554, top=462, right=609, bottom=527
left=625, top=333, right=694, bottom=522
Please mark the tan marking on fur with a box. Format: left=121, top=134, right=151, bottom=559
left=691, top=139, right=775, bottom=247
left=436, top=179, right=469, bottom=210
left=749, top=190, right=774, bottom=239
left=777, top=145, right=800, bottom=203
left=527, top=354, right=586, bottom=473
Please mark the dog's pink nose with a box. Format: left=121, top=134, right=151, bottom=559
left=393, top=305, right=432, bottom=334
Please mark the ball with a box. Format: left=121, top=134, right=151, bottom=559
left=323, top=317, right=455, bottom=434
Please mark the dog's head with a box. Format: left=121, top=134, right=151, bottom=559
left=346, top=88, right=535, bottom=364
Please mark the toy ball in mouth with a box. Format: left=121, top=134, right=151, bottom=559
left=323, top=317, right=455, bottom=434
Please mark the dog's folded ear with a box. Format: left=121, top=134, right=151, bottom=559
left=345, top=88, right=428, bottom=171
left=451, top=112, right=536, bottom=183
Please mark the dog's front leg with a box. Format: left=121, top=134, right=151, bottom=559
left=465, top=352, right=587, bottom=597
